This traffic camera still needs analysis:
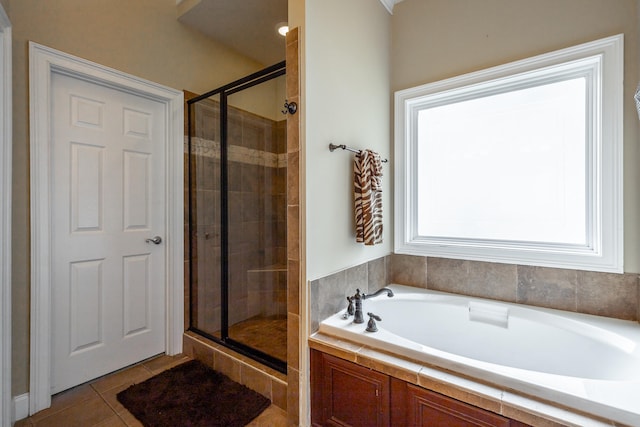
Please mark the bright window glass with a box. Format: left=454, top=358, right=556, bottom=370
left=417, top=77, right=587, bottom=244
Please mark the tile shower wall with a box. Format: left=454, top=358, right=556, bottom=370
left=285, top=27, right=302, bottom=426
left=310, top=254, right=640, bottom=332
left=186, top=98, right=287, bottom=333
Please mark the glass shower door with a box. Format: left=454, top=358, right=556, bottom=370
left=189, top=93, right=223, bottom=341
left=226, top=73, right=288, bottom=363
left=188, top=62, right=287, bottom=372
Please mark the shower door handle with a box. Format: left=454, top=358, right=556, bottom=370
left=145, top=236, right=162, bottom=245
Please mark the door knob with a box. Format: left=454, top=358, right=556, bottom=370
left=145, top=236, right=162, bottom=244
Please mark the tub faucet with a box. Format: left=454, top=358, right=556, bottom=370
left=363, top=287, right=394, bottom=300
left=348, top=287, right=394, bottom=324
left=353, top=289, right=364, bottom=324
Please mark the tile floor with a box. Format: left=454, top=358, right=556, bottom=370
left=15, top=354, right=288, bottom=427
left=221, top=315, right=288, bottom=362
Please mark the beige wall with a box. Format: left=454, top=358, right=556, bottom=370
left=10, top=0, right=263, bottom=396
left=305, top=0, right=392, bottom=280
left=391, top=0, right=640, bottom=273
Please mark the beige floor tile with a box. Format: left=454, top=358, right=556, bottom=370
left=31, top=395, right=115, bottom=427
left=21, top=351, right=286, bottom=427
left=91, top=365, right=153, bottom=394
left=246, top=404, right=289, bottom=427
left=30, top=383, right=100, bottom=422
left=98, top=382, right=134, bottom=415
left=116, top=410, right=144, bottom=427
left=142, top=353, right=191, bottom=375
left=94, top=415, right=128, bottom=426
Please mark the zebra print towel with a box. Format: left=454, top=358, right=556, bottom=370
left=354, top=149, right=383, bottom=245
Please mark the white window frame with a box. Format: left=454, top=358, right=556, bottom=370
left=394, top=34, right=624, bottom=273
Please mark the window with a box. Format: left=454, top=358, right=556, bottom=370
left=394, top=35, right=624, bottom=273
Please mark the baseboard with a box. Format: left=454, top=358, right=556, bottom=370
left=13, top=393, right=28, bottom=422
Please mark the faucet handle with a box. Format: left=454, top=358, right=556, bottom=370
left=345, top=296, right=355, bottom=317
left=366, top=312, right=382, bottom=332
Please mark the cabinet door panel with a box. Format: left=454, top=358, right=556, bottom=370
left=406, top=384, right=511, bottom=427
left=316, top=351, right=390, bottom=427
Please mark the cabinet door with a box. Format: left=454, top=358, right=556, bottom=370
left=312, top=350, right=390, bottom=427
left=403, top=383, right=511, bottom=427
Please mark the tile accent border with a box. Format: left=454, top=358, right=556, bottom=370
left=185, top=136, right=288, bottom=168
left=309, top=334, right=615, bottom=427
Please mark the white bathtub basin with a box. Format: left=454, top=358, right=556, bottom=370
left=318, top=284, right=640, bottom=426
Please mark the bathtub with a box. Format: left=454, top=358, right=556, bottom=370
left=318, top=284, right=640, bottom=426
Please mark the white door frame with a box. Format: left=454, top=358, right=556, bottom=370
left=29, top=42, right=184, bottom=414
left=0, top=4, right=11, bottom=427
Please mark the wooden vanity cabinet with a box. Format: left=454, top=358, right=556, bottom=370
left=311, top=349, right=531, bottom=427
left=311, top=349, right=390, bottom=426
left=391, top=380, right=532, bottom=427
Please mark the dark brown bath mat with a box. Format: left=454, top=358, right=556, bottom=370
left=117, top=359, right=270, bottom=427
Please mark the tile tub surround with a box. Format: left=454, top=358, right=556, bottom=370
left=308, top=334, right=620, bottom=427
left=317, top=284, right=640, bottom=425
left=309, top=254, right=640, bottom=332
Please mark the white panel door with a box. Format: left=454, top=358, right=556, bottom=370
left=51, top=72, right=166, bottom=393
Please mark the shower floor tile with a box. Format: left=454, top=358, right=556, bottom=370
left=228, top=314, right=288, bottom=362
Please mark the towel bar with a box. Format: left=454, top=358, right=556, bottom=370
left=329, top=143, right=388, bottom=163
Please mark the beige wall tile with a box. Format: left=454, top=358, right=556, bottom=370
left=287, top=260, right=300, bottom=315
left=241, top=364, right=272, bottom=398
left=214, top=352, right=242, bottom=383
left=346, top=263, right=369, bottom=294
left=286, top=150, right=299, bottom=205
left=271, top=378, right=288, bottom=411
left=501, top=391, right=612, bottom=427
left=577, top=271, right=638, bottom=320
left=286, top=367, right=300, bottom=426
left=355, top=348, right=421, bottom=384
left=308, top=336, right=362, bottom=364
left=428, top=257, right=518, bottom=302
left=368, top=257, right=387, bottom=291
left=183, top=334, right=215, bottom=368
left=286, top=205, right=299, bottom=261
left=416, top=370, right=502, bottom=416
left=388, top=253, right=428, bottom=288
left=310, top=270, right=348, bottom=332
left=287, top=313, right=300, bottom=370
left=517, top=266, right=577, bottom=311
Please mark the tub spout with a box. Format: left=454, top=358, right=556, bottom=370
left=348, top=288, right=393, bottom=324
left=363, top=287, right=394, bottom=299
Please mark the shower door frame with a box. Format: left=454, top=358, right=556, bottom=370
left=187, top=61, right=287, bottom=374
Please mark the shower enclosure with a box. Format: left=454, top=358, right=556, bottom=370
left=187, top=62, right=287, bottom=373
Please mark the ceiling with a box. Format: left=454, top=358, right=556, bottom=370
left=178, top=0, right=288, bottom=66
